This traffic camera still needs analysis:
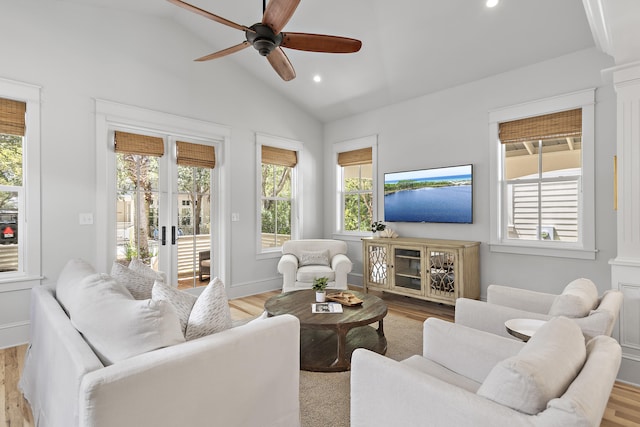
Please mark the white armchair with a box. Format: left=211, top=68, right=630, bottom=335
left=277, top=239, right=352, bottom=293
left=455, top=278, right=623, bottom=339
left=351, top=317, right=622, bottom=427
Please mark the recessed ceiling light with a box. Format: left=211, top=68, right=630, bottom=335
left=313, top=74, right=322, bottom=83
left=486, top=0, right=499, bottom=7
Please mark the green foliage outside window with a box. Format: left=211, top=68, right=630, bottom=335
left=261, top=163, right=292, bottom=247
left=343, top=165, right=373, bottom=232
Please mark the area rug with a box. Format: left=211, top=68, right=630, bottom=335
left=299, top=312, right=424, bottom=427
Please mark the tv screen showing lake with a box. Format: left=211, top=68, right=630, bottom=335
left=384, top=170, right=473, bottom=223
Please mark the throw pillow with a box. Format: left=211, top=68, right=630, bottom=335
left=548, top=278, right=599, bottom=318
left=152, top=280, right=198, bottom=335
left=55, top=258, right=96, bottom=313
left=298, top=249, right=331, bottom=267
left=68, top=273, right=185, bottom=365
left=129, top=258, right=168, bottom=283
left=111, top=261, right=165, bottom=300
left=477, top=316, right=586, bottom=415
left=185, top=277, right=232, bottom=341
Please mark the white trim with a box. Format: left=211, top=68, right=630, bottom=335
left=0, top=77, right=42, bottom=285
left=255, top=133, right=303, bottom=255
left=95, top=99, right=231, bottom=287
left=489, top=89, right=596, bottom=260
left=332, top=135, right=378, bottom=235
left=582, top=0, right=614, bottom=56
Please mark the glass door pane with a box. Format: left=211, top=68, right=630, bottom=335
left=392, top=246, right=422, bottom=294
left=176, top=165, right=211, bottom=289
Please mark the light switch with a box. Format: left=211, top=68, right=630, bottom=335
left=79, top=213, right=94, bottom=225
left=231, top=213, right=240, bottom=222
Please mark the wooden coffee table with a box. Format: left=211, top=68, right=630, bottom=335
left=265, top=289, right=388, bottom=372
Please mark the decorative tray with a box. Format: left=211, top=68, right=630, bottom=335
left=326, top=292, right=363, bottom=306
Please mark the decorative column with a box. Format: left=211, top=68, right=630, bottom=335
left=610, top=62, right=640, bottom=385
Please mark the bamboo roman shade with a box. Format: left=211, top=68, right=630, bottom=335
left=0, top=97, right=26, bottom=136
left=338, top=147, right=372, bottom=167
left=262, top=145, right=297, bottom=167
left=499, top=108, right=582, bottom=144
left=114, top=131, right=165, bottom=156
left=176, top=141, right=216, bottom=168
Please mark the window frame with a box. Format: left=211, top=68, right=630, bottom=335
left=0, top=78, right=41, bottom=287
left=256, top=133, right=303, bottom=257
left=488, top=89, right=596, bottom=259
left=333, top=135, right=378, bottom=238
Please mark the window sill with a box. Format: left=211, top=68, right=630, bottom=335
left=256, top=250, right=282, bottom=260
left=489, top=242, right=597, bottom=260
left=331, top=233, right=371, bottom=242
left=0, top=274, right=43, bottom=292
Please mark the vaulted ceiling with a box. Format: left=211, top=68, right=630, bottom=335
left=57, top=0, right=607, bottom=122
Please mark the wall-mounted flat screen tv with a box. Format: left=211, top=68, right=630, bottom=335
left=384, top=164, right=473, bottom=224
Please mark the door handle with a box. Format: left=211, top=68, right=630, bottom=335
left=161, top=226, right=166, bottom=246
left=171, top=226, right=176, bottom=245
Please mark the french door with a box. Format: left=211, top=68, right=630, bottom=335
left=114, top=132, right=217, bottom=289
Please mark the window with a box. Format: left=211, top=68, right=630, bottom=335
left=257, top=134, right=302, bottom=254
left=334, top=136, right=377, bottom=235
left=489, top=90, right=595, bottom=259
left=0, top=79, right=41, bottom=283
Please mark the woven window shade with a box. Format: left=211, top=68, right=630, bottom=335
left=176, top=141, right=216, bottom=168
left=0, top=97, right=26, bottom=136
left=338, top=147, right=372, bottom=166
left=262, top=145, right=297, bottom=167
left=114, top=131, right=164, bottom=156
left=499, top=108, right=582, bottom=144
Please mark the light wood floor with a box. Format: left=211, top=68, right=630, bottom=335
left=2, top=290, right=639, bottom=426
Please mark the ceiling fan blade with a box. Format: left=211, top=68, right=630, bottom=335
left=281, top=32, right=362, bottom=53
left=194, top=42, right=250, bottom=62
left=262, top=0, right=300, bottom=34
left=266, top=47, right=296, bottom=81
left=167, top=0, right=252, bottom=32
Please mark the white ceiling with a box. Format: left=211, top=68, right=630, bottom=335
left=59, top=0, right=597, bottom=122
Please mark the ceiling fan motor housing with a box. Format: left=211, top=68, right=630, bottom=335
left=246, top=23, right=283, bottom=56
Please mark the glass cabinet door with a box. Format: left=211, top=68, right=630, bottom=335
left=391, top=246, right=423, bottom=295
left=365, top=243, right=389, bottom=288
left=427, top=249, right=457, bottom=301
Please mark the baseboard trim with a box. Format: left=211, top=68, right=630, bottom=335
left=0, top=321, right=29, bottom=350
left=618, top=354, right=640, bottom=387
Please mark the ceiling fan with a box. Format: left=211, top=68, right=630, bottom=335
left=167, top=0, right=362, bottom=81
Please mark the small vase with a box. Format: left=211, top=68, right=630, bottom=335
left=315, top=291, right=326, bottom=302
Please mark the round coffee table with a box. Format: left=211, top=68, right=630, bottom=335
left=265, top=289, right=388, bottom=372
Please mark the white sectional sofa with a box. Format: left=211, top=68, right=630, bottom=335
left=19, top=260, right=301, bottom=427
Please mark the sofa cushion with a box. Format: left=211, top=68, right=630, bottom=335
left=477, top=316, right=586, bottom=415
left=152, top=280, right=198, bottom=335
left=296, top=265, right=335, bottom=282
left=68, top=273, right=185, bottom=365
left=548, top=278, right=599, bottom=318
left=298, top=249, right=331, bottom=267
left=55, top=258, right=97, bottom=313
left=185, top=277, right=232, bottom=340
left=111, top=260, right=167, bottom=300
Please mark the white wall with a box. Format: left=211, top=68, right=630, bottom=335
left=325, top=48, right=617, bottom=299
left=0, top=0, right=324, bottom=347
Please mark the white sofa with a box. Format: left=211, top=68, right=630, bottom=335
left=455, top=279, right=623, bottom=339
left=277, top=239, right=352, bottom=293
left=351, top=317, right=621, bottom=427
left=19, top=266, right=301, bottom=427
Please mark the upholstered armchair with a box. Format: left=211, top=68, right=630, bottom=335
left=455, top=278, right=623, bottom=339
left=278, top=239, right=352, bottom=293
left=199, top=250, right=210, bottom=282
left=351, top=317, right=621, bottom=427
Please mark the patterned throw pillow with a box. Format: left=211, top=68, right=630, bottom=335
left=152, top=280, right=198, bottom=335
left=110, top=262, right=157, bottom=300
left=129, top=258, right=168, bottom=283
left=298, top=250, right=331, bottom=267
left=185, top=277, right=232, bottom=341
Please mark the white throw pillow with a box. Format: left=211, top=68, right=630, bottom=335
left=152, top=280, right=198, bottom=335
left=55, top=258, right=96, bottom=313
left=68, top=273, right=185, bottom=365
left=298, top=249, right=331, bottom=267
left=548, top=278, right=599, bottom=318
left=477, top=317, right=586, bottom=415
left=185, top=277, right=232, bottom=341
left=111, top=261, right=166, bottom=300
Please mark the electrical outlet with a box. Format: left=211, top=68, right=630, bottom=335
left=79, top=213, right=94, bottom=225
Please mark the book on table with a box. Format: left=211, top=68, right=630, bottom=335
left=312, top=302, right=343, bottom=313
